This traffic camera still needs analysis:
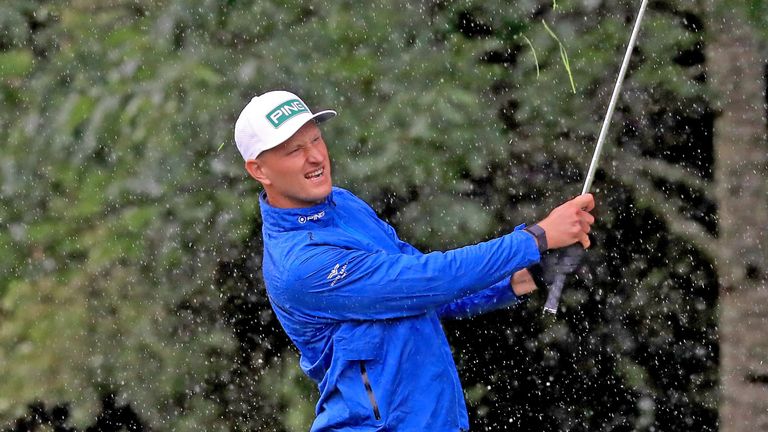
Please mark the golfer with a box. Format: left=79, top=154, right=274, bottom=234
left=234, top=90, right=595, bottom=431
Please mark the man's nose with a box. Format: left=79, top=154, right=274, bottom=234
left=305, top=143, right=324, bottom=163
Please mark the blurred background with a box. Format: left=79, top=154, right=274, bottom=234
left=1, top=0, right=766, bottom=430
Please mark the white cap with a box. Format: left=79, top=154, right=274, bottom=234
left=234, top=90, right=337, bottom=160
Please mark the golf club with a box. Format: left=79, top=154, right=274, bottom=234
left=543, top=0, right=650, bottom=314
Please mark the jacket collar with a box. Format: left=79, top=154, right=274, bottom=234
left=259, top=188, right=336, bottom=231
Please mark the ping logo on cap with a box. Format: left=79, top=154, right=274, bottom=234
left=266, top=99, right=309, bottom=128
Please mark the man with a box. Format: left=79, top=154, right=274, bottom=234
left=234, top=90, right=595, bottom=431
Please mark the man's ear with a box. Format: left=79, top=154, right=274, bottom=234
left=245, top=159, right=271, bottom=185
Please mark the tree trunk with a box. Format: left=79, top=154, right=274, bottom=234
left=707, top=4, right=768, bottom=431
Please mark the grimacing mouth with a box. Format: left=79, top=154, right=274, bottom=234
left=305, top=167, right=324, bottom=180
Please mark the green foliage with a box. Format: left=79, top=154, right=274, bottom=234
left=2, top=0, right=755, bottom=430
left=0, top=1, right=246, bottom=428
left=747, top=0, right=768, bottom=30
left=0, top=50, right=33, bottom=79
left=0, top=0, right=511, bottom=429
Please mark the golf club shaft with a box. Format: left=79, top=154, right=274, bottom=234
left=581, top=0, right=650, bottom=195
left=545, top=0, right=649, bottom=314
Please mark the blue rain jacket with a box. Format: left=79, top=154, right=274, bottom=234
left=259, top=187, right=540, bottom=431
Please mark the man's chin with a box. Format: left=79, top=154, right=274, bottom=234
left=304, top=184, right=332, bottom=205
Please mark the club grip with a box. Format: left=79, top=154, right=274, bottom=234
left=543, top=244, right=586, bottom=314
left=543, top=273, right=568, bottom=314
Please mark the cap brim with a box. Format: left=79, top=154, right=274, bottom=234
left=311, top=110, right=337, bottom=124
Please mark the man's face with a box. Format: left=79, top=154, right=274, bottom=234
left=248, top=121, right=332, bottom=208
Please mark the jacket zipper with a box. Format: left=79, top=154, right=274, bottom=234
left=359, top=361, right=381, bottom=420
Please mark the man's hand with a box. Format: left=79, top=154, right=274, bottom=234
left=511, top=269, right=537, bottom=296
left=537, top=193, right=596, bottom=250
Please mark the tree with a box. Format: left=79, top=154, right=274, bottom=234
left=706, top=2, right=768, bottom=430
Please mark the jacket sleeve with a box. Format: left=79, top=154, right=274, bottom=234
left=436, top=278, right=523, bottom=320
left=270, top=229, right=540, bottom=321
left=369, top=208, right=527, bottom=319
left=377, top=215, right=528, bottom=319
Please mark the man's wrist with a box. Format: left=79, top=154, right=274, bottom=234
left=510, top=269, right=537, bottom=296
left=523, top=224, right=548, bottom=253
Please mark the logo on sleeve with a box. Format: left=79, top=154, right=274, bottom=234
left=327, top=263, right=348, bottom=286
